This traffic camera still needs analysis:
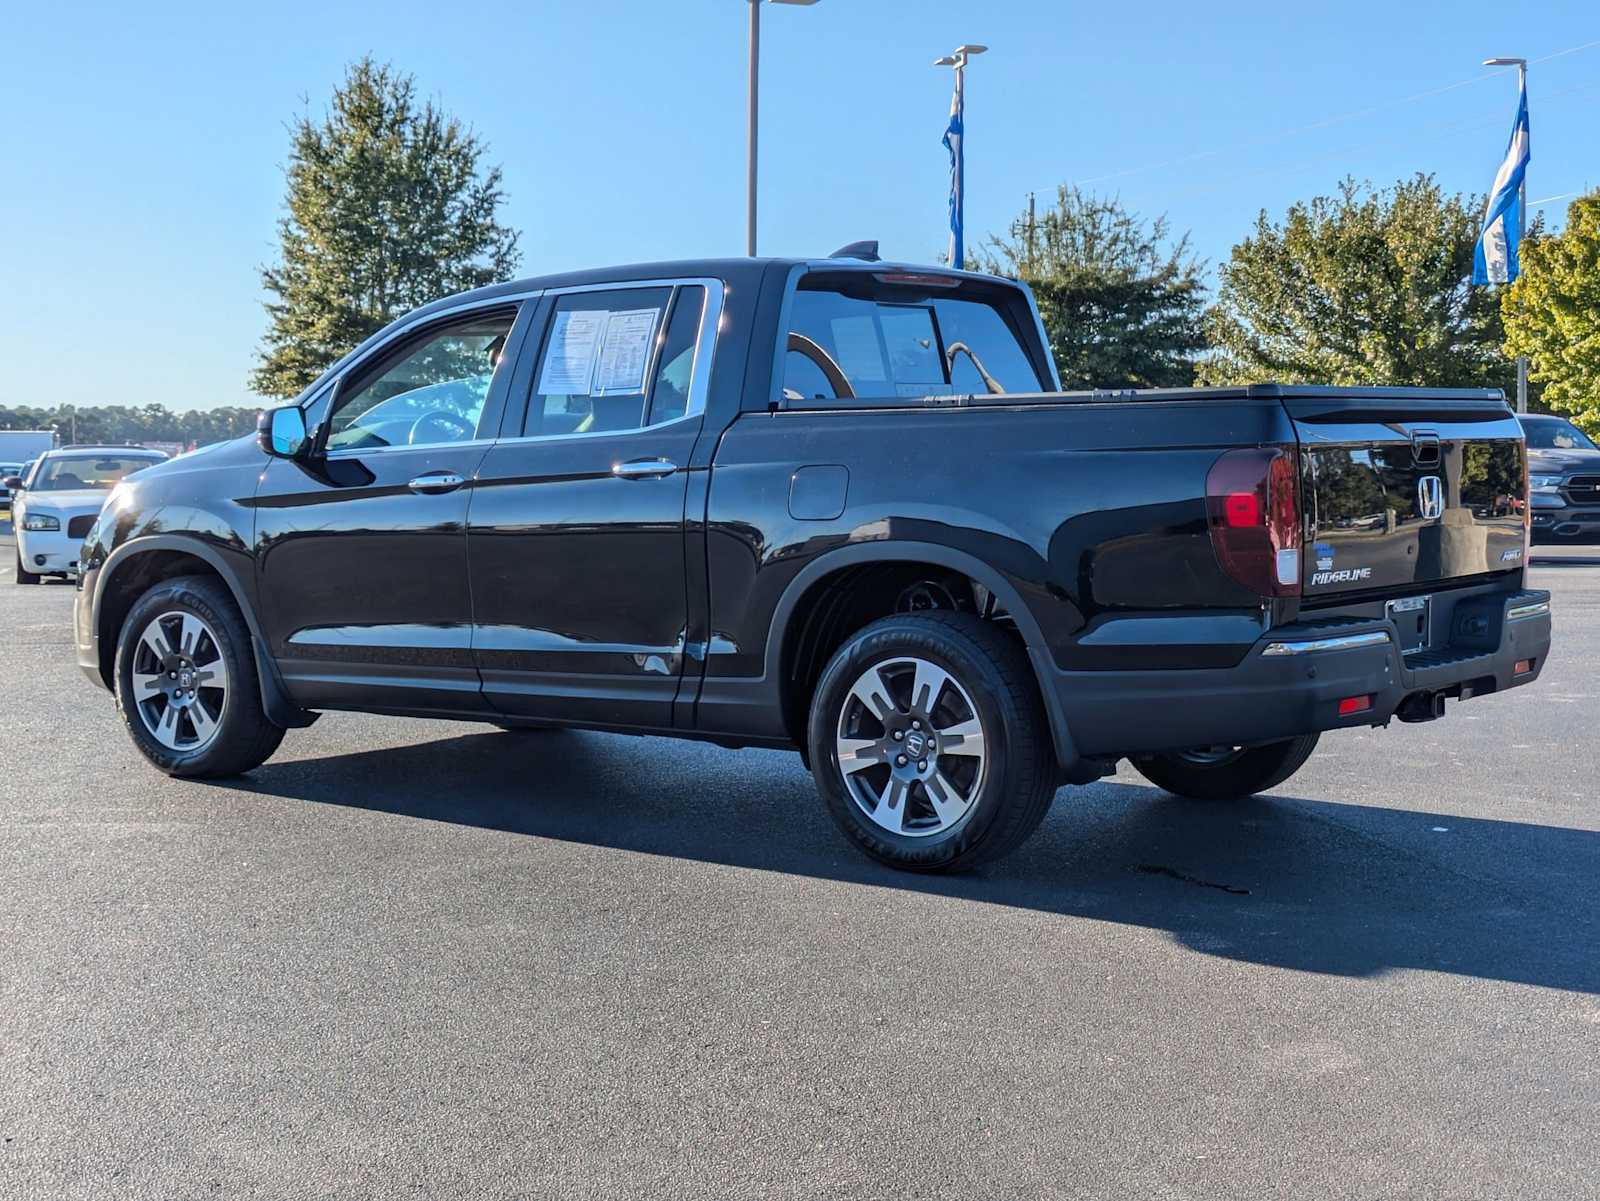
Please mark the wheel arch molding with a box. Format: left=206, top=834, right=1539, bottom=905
left=761, top=540, right=1080, bottom=770
left=88, top=535, right=315, bottom=729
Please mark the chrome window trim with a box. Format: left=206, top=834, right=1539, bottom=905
left=323, top=278, right=725, bottom=458
left=524, top=276, right=725, bottom=434
left=326, top=438, right=500, bottom=460
left=326, top=413, right=708, bottom=459
left=494, top=412, right=702, bottom=448
left=322, top=289, right=543, bottom=460
left=337, top=288, right=543, bottom=369
left=1260, top=630, right=1391, bottom=657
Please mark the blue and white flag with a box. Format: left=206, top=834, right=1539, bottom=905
left=943, top=66, right=965, bottom=270
left=1473, top=78, right=1531, bottom=285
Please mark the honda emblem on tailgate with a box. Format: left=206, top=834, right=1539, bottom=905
left=1418, top=475, right=1443, bottom=520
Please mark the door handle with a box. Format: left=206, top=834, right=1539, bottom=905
left=612, top=458, right=679, bottom=480
left=407, top=471, right=466, bottom=494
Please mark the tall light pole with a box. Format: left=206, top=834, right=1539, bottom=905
left=935, top=44, right=986, bottom=270
left=747, top=0, right=819, bottom=257
left=1484, top=55, right=1529, bottom=413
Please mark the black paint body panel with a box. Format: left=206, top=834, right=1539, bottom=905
left=72, top=257, right=1548, bottom=772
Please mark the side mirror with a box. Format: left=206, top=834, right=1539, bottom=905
left=1, top=476, right=22, bottom=491
left=257, top=407, right=309, bottom=459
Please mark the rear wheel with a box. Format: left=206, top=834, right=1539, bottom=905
left=15, top=549, right=40, bottom=584
left=807, top=612, right=1057, bottom=872
left=1132, top=734, right=1319, bottom=801
left=114, top=575, right=286, bottom=777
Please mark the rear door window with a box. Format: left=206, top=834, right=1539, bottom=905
left=784, top=279, right=1043, bottom=403
left=521, top=286, right=708, bottom=437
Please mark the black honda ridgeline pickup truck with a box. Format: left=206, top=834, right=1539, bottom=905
left=73, top=253, right=1552, bottom=871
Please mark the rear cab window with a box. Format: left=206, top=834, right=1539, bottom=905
left=782, top=271, right=1047, bottom=404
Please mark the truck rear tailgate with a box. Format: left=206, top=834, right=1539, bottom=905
left=1285, top=392, right=1527, bottom=602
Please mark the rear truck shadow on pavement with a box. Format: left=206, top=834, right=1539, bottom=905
left=222, top=728, right=1600, bottom=996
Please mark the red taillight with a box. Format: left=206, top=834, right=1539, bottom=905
left=1337, top=694, right=1373, bottom=716
left=1223, top=493, right=1260, bottom=526
left=1206, top=447, right=1301, bottom=598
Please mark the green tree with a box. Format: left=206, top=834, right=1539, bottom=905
left=251, top=58, right=521, bottom=399
left=1199, top=175, right=1511, bottom=391
left=0, top=404, right=259, bottom=447
left=1502, top=190, right=1600, bottom=434
left=975, top=186, right=1206, bottom=389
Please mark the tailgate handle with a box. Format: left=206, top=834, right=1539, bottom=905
left=1411, top=430, right=1441, bottom=467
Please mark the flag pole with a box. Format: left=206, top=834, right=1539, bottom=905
left=1480, top=55, right=1530, bottom=412
left=1516, top=58, right=1528, bottom=415
left=953, top=55, right=964, bottom=269
left=936, top=44, right=987, bottom=271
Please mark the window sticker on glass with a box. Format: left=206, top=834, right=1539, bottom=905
left=593, top=308, right=661, bottom=394
left=538, top=310, right=607, bottom=395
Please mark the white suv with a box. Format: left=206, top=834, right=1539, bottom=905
left=11, top=448, right=166, bottom=584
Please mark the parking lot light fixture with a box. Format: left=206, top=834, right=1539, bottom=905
left=747, top=0, right=821, bottom=257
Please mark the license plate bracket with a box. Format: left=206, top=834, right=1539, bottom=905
left=1387, top=594, right=1432, bottom=654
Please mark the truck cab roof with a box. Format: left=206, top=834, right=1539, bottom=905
left=413, top=256, right=1016, bottom=315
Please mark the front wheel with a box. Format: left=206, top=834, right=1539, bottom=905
left=114, top=575, right=286, bottom=777
left=807, top=612, right=1058, bottom=873
left=1132, top=734, right=1319, bottom=801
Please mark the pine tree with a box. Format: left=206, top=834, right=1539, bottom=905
left=251, top=58, right=521, bottom=399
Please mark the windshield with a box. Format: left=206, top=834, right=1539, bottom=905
left=30, top=454, right=162, bottom=491
left=1523, top=418, right=1598, bottom=452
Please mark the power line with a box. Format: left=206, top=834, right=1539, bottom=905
left=1149, top=76, right=1599, bottom=206
left=1051, top=36, right=1600, bottom=193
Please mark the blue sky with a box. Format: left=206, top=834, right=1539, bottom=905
left=3, top=1, right=1596, bottom=412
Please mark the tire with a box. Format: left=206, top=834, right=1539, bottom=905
left=1132, top=734, right=1320, bottom=801
left=807, top=612, right=1058, bottom=873
left=113, top=575, right=286, bottom=777
left=15, top=549, right=40, bottom=585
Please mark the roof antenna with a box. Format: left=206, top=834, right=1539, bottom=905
left=829, top=240, right=881, bottom=262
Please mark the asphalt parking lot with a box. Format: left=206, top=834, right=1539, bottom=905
left=2, top=527, right=1596, bottom=1200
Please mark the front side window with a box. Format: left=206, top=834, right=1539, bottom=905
left=783, top=278, right=1043, bottom=403
left=327, top=309, right=518, bottom=452
left=31, top=454, right=162, bottom=490
left=522, top=286, right=706, bottom=437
